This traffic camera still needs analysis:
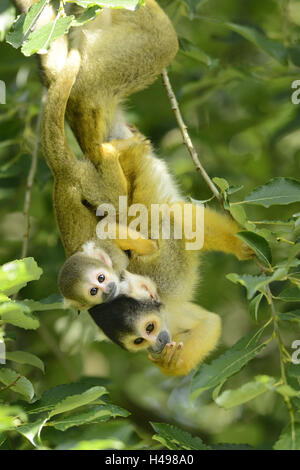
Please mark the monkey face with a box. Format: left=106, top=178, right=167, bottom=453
left=89, top=296, right=171, bottom=354
left=79, top=264, right=120, bottom=307
left=58, top=253, right=122, bottom=310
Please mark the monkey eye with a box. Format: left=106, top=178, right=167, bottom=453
left=134, top=337, right=144, bottom=345
left=146, top=323, right=155, bottom=334
left=98, top=274, right=105, bottom=283
left=90, top=287, right=98, bottom=296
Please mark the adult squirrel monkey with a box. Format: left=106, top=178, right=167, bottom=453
left=42, top=49, right=159, bottom=310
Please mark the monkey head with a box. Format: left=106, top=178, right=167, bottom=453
left=88, top=296, right=171, bottom=354
left=58, top=251, right=120, bottom=310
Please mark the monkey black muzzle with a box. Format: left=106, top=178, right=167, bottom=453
left=148, top=330, right=171, bottom=354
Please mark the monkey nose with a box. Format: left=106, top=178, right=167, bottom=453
left=102, top=282, right=117, bottom=302
left=148, top=330, right=171, bottom=354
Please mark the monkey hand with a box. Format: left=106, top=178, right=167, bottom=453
left=148, top=342, right=184, bottom=374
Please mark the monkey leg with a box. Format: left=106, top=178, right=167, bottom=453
left=202, top=208, right=254, bottom=260
left=149, top=302, right=221, bottom=376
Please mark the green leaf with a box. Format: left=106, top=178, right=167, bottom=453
left=150, top=423, right=211, bottom=450
left=0, top=258, right=42, bottom=296
left=6, top=351, right=44, bottom=373
left=48, top=386, right=107, bottom=418
left=6, top=0, right=49, bottom=48
left=274, top=423, right=300, bottom=450
left=223, top=22, right=287, bottom=65
left=240, top=178, right=300, bottom=208
left=212, top=177, right=229, bottom=193
left=68, top=0, right=145, bottom=11
left=26, top=379, right=109, bottom=414
left=0, top=368, right=34, bottom=401
left=278, top=286, right=300, bottom=302
left=215, top=375, right=276, bottom=409
left=0, top=301, right=40, bottom=330
left=279, top=310, right=300, bottom=325
left=0, top=405, right=27, bottom=433
left=21, top=295, right=65, bottom=312
left=51, top=404, right=130, bottom=431
left=16, top=419, right=45, bottom=448
left=191, top=331, right=267, bottom=398
left=21, top=15, right=74, bottom=56
left=226, top=273, right=269, bottom=299
left=71, top=6, right=101, bottom=27
left=72, top=439, right=125, bottom=450
left=249, top=293, right=264, bottom=324
left=276, top=385, right=300, bottom=398
left=0, top=0, right=16, bottom=42
left=227, top=268, right=288, bottom=299
left=236, top=231, right=272, bottom=266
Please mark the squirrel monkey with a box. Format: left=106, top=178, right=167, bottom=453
left=42, top=50, right=160, bottom=310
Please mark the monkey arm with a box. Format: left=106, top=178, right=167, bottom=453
left=149, top=302, right=221, bottom=377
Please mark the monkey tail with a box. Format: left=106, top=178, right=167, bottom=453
left=41, top=50, right=81, bottom=176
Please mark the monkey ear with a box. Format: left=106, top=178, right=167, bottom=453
left=95, top=248, right=113, bottom=268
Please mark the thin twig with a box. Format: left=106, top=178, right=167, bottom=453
left=0, top=375, right=22, bottom=393
left=21, top=90, right=46, bottom=259
left=266, top=285, right=296, bottom=449
left=161, top=68, right=222, bottom=202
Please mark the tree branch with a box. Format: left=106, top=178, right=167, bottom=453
left=161, top=68, right=222, bottom=202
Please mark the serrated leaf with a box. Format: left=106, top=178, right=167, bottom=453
left=191, top=331, right=267, bottom=398
left=236, top=231, right=272, bottom=266
left=215, top=375, right=276, bottom=409
left=223, top=22, right=287, bottom=65
left=249, top=293, right=264, bottom=324
left=226, top=273, right=269, bottom=299
left=6, top=0, right=48, bottom=48
left=6, top=351, right=44, bottom=373
left=51, top=404, right=130, bottom=431
left=239, top=178, right=300, bottom=208
left=0, top=368, right=34, bottom=401
left=26, top=378, right=109, bottom=414
left=48, top=386, right=107, bottom=418
left=227, top=268, right=288, bottom=299
left=274, top=423, right=300, bottom=450
left=0, top=301, right=40, bottom=330
left=21, top=295, right=65, bottom=312
left=0, top=258, right=42, bottom=296
left=21, top=15, right=74, bottom=56
left=150, top=423, right=211, bottom=450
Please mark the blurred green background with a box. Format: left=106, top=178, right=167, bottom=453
left=1, top=0, right=300, bottom=448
